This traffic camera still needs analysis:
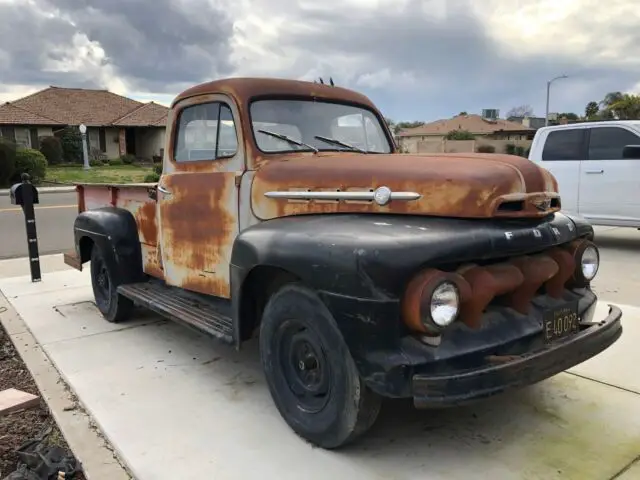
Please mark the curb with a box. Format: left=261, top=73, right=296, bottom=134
left=0, top=291, right=132, bottom=480
left=0, top=186, right=76, bottom=196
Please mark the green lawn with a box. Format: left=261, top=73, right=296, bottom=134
left=46, top=164, right=155, bottom=184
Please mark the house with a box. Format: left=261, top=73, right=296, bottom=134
left=397, top=112, right=535, bottom=154
left=0, top=87, right=169, bottom=161
left=507, top=116, right=547, bottom=130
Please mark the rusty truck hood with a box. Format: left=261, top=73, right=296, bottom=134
left=250, top=152, right=560, bottom=220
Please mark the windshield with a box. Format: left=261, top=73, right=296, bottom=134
left=250, top=99, right=392, bottom=154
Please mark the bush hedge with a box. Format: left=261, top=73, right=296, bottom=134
left=120, top=154, right=136, bottom=165
left=144, top=172, right=160, bottom=183
left=39, top=136, right=63, bottom=165
left=476, top=144, right=496, bottom=153
left=12, top=148, right=48, bottom=183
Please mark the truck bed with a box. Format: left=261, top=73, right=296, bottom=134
left=68, top=182, right=163, bottom=279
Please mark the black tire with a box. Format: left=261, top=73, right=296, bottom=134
left=259, top=283, right=382, bottom=449
left=90, top=244, right=133, bottom=323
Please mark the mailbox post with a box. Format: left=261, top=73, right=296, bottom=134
left=10, top=174, right=41, bottom=282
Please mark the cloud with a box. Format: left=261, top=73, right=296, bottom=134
left=0, top=0, right=639, bottom=120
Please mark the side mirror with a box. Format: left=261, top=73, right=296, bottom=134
left=622, top=145, right=640, bottom=159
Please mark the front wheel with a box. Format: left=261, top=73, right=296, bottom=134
left=90, top=244, right=133, bottom=323
left=259, top=284, right=381, bottom=449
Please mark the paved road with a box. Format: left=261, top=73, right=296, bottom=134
left=0, top=192, right=77, bottom=259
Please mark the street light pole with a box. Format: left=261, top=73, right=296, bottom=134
left=79, top=123, right=90, bottom=170
left=545, top=75, right=568, bottom=126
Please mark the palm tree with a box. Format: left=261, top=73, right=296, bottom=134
left=607, top=94, right=640, bottom=120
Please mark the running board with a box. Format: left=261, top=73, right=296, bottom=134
left=117, top=281, right=234, bottom=344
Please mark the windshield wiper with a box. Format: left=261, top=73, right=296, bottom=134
left=258, top=129, right=318, bottom=152
left=314, top=135, right=367, bottom=153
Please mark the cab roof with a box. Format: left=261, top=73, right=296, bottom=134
left=172, top=77, right=377, bottom=110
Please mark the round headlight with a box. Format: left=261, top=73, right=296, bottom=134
left=429, top=282, right=460, bottom=327
left=581, top=245, right=599, bottom=281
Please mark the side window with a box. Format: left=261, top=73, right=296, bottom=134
left=541, top=129, right=585, bottom=161
left=174, top=102, right=238, bottom=162
left=588, top=127, right=640, bottom=160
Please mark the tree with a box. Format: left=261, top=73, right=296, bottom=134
left=557, top=112, right=579, bottom=121
left=506, top=105, right=534, bottom=118
left=458, top=111, right=468, bottom=116
left=605, top=93, right=640, bottom=120
left=445, top=129, right=475, bottom=140
left=585, top=101, right=599, bottom=119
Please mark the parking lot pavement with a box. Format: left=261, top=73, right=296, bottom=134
left=0, top=264, right=638, bottom=480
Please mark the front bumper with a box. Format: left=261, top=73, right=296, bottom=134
left=412, top=304, right=622, bottom=407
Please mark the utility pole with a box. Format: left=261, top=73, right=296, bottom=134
left=545, top=75, right=568, bottom=126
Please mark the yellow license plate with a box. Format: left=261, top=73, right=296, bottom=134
left=543, top=301, right=579, bottom=342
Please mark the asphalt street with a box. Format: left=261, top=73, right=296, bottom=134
left=0, top=191, right=77, bottom=259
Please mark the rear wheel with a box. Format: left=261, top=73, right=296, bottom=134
left=259, top=284, right=381, bottom=449
left=90, top=245, right=133, bottom=323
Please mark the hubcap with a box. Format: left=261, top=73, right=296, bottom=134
left=278, top=323, right=331, bottom=413
left=93, top=257, right=111, bottom=306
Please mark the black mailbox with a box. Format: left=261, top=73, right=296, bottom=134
left=10, top=174, right=42, bottom=282
left=10, top=182, right=39, bottom=206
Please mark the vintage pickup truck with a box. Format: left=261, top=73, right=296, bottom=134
left=64, top=77, right=623, bottom=449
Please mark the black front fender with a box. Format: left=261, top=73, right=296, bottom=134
left=73, top=207, right=144, bottom=285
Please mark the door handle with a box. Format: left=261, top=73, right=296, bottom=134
left=157, top=185, right=172, bottom=195
left=585, top=170, right=604, bottom=174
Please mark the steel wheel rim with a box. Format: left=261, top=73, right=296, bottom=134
left=276, top=320, right=331, bottom=414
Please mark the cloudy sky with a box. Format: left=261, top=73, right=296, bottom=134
left=0, top=0, right=638, bottom=122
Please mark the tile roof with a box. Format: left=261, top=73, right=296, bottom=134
left=111, top=101, right=169, bottom=127
left=398, top=114, right=534, bottom=137
left=0, top=102, right=64, bottom=126
left=1, top=86, right=169, bottom=128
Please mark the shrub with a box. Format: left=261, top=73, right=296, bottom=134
left=108, top=157, right=124, bottom=166
left=144, top=172, right=160, bottom=183
left=120, top=154, right=136, bottom=165
left=12, top=148, right=47, bottom=184
left=0, top=138, right=17, bottom=186
left=39, top=136, right=63, bottom=165
left=58, top=127, right=83, bottom=163
left=504, top=143, right=517, bottom=155
left=153, top=164, right=162, bottom=175
left=445, top=129, right=475, bottom=140
left=89, top=159, right=103, bottom=167
left=476, top=144, right=495, bottom=153
left=514, top=146, right=527, bottom=157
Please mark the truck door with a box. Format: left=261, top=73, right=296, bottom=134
left=156, top=96, right=243, bottom=298
left=537, top=127, right=586, bottom=216
left=579, top=125, right=640, bottom=225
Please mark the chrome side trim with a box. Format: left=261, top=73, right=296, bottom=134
left=264, top=190, right=421, bottom=201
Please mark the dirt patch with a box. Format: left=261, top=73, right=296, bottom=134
left=0, top=319, right=85, bottom=479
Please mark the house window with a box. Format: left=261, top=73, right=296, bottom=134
left=30, top=128, right=39, bottom=149
left=99, top=128, right=106, bottom=152
left=0, top=126, right=16, bottom=142
left=14, top=127, right=30, bottom=148
left=174, top=102, right=238, bottom=162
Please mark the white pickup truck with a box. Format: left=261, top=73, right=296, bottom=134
left=528, top=120, right=640, bottom=228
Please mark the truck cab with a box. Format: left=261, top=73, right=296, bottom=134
left=64, top=78, right=622, bottom=449
left=528, top=120, right=640, bottom=227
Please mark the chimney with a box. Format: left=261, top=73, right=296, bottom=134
left=522, top=117, right=531, bottom=128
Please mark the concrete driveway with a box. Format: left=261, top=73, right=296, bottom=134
left=1, top=227, right=639, bottom=479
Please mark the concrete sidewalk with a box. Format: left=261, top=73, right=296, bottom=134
left=1, top=263, right=639, bottom=479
